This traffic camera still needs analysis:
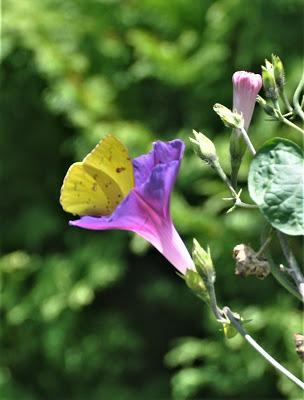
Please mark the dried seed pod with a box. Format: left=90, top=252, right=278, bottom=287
left=233, top=244, right=270, bottom=279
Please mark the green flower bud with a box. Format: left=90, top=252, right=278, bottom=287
left=262, top=64, right=279, bottom=101
left=264, top=59, right=273, bottom=71
left=213, top=103, right=244, bottom=130
left=192, top=239, right=215, bottom=284
left=190, top=130, right=217, bottom=165
left=185, top=269, right=210, bottom=303
left=256, top=95, right=277, bottom=117
left=271, top=54, right=285, bottom=91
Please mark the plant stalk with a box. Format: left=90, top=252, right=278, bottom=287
left=277, top=231, right=304, bottom=301
left=240, top=127, right=256, bottom=156
left=213, top=160, right=256, bottom=209
left=293, top=72, right=304, bottom=122
left=223, top=307, right=304, bottom=390
left=280, top=115, right=304, bottom=135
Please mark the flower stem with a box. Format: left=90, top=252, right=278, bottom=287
left=266, top=252, right=302, bottom=301
left=207, top=280, right=225, bottom=322
left=240, top=127, right=256, bottom=156
left=280, top=115, right=304, bottom=135
left=277, top=231, right=304, bottom=301
left=260, top=228, right=302, bottom=301
left=282, top=89, right=293, bottom=113
left=223, top=307, right=304, bottom=390
left=256, top=235, right=272, bottom=258
left=293, top=72, right=304, bottom=122
left=213, top=160, right=256, bottom=209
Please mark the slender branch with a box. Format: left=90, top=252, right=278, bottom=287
left=293, top=73, right=304, bottom=122
left=267, top=254, right=302, bottom=301
left=256, top=235, right=272, bottom=258
left=260, top=228, right=302, bottom=301
left=223, top=307, right=304, bottom=390
left=279, top=115, right=304, bottom=135
left=282, top=89, right=293, bottom=113
left=240, top=127, right=256, bottom=156
left=207, top=280, right=225, bottom=322
left=277, top=231, right=304, bottom=301
left=282, top=111, right=293, bottom=118
left=213, top=160, right=257, bottom=209
left=234, top=199, right=258, bottom=209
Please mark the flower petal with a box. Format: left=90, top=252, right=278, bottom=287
left=133, top=139, right=185, bottom=186
left=139, top=161, right=180, bottom=219
left=133, top=140, right=184, bottom=217
left=70, top=189, right=194, bottom=274
left=232, top=71, right=262, bottom=130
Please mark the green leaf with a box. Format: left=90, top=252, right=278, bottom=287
left=248, top=138, right=304, bottom=236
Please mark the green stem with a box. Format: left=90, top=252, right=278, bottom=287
left=234, top=200, right=257, bottom=209
left=282, top=89, right=293, bottom=113
left=260, top=228, right=302, bottom=301
left=293, top=72, right=304, bottom=122
left=223, top=307, right=304, bottom=390
left=256, top=236, right=272, bottom=258
left=277, top=232, right=304, bottom=301
left=280, top=115, right=304, bottom=135
left=240, top=127, right=256, bottom=156
left=207, top=280, right=225, bottom=322
left=267, top=254, right=302, bottom=301
left=213, top=160, right=256, bottom=209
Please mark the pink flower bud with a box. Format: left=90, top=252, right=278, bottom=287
left=232, top=71, right=262, bottom=130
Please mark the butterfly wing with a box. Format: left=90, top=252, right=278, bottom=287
left=60, top=135, right=134, bottom=216
left=83, top=134, right=134, bottom=197
left=60, top=162, right=110, bottom=216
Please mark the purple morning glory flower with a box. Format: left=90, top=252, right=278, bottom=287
left=232, top=71, right=262, bottom=130
left=70, top=139, right=194, bottom=274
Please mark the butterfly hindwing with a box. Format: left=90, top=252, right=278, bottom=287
left=60, top=162, right=109, bottom=216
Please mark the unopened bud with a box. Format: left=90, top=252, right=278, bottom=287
left=232, top=71, right=262, bottom=131
left=256, top=95, right=277, bottom=117
left=233, top=244, right=270, bottom=279
left=185, top=269, right=209, bottom=303
left=262, top=64, right=279, bottom=101
left=229, top=131, right=246, bottom=178
left=264, top=59, right=273, bottom=71
left=190, top=130, right=217, bottom=165
left=213, top=103, right=244, bottom=130
left=272, top=54, right=285, bottom=92
left=192, top=239, right=215, bottom=284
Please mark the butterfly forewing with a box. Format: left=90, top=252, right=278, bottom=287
left=83, top=135, right=134, bottom=197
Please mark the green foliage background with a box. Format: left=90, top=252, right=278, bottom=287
left=1, top=0, right=303, bottom=398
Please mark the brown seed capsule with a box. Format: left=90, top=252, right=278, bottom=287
left=233, top=244, right=270, bottom=279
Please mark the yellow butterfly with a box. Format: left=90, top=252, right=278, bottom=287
left=60, top=135, right=134, bottom=216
